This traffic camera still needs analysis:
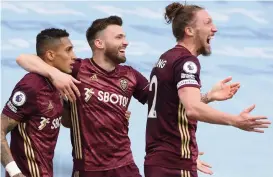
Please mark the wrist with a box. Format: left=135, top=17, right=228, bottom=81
left=206, top=91, right=215, bottom=102
left=202, top=91, right=214, bottom=103
left=228, top=115, right=238, bottom=127
left=5, top=161, right=21, bottom=177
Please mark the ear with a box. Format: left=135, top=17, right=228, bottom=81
left=94, top=39, right=104, bottom=49
left=45, top=50, right=55, bottom=61
left=185, top=26, right=195, bottom=37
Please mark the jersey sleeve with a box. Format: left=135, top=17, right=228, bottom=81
left=2, top=82, right=38, bottom=122
left=131, top=68, right=149, bottom=104
left=71, top=58, right=82, bottom=78
left=173, top=56, right=201, bottom=90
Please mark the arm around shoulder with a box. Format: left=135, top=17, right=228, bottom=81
left=16, top=54, right=60, bottom=80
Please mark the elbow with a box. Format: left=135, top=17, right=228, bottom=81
left=16, top=54, right=24, bottom=65
left=185, top=105, right=200, bottom=120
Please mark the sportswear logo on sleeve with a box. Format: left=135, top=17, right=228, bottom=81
left=183, top=61, right=198, bottom=74
left=12, top=91, right=26, bottom=106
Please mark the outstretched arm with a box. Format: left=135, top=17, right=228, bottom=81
left=16, top=54, right=81, bottom=101
left=16, top=54, right=58, bottom=79
left=179, top=87, right=270, bottom=133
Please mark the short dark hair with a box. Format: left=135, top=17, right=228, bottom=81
left=164, top=2, right=203, bottom=41
left=36, top=28, right=69, bottom=57
left=86, top=16, right=123, bottom=49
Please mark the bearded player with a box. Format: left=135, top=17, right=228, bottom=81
left=144, top=2, right=271, bottom=177
left=16, top=16, right=242, bottom=177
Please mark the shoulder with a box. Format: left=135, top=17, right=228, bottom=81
left=117, top=64, right=140, bottom=77
left=16, top=73, right=46, bottom=92
left=11, top=73, right=45, bottom=106
left=117, top=64, right=134, bottom=73
left=71, top=58, right=89, bottom=77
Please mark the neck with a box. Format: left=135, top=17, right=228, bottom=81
left=92, top=52, right=116, bottom=72
left=177, top=39, right=199, bottom=57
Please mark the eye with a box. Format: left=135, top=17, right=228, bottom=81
left=66, top=46, right=73, bottom=52
left=116, top=35, right=122, bottom=39
left=206, top=19, right=212, bottom=25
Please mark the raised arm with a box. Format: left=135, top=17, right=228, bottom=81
left=16, top=54, right=81, bottom=101
left=1, top=114, right=25, bottom=177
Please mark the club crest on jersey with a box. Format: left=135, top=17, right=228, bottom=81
left=120, top=78, right=128, bottom=91
left=12, top=91, right=26, bottom=106
left=183, top=61, right=198, bottom=74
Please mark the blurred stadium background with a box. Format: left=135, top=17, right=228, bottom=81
left=1, top=1, right=273, bottom=177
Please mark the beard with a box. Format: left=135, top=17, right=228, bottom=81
left=195, top=31, right=211, bottom=56
left=104, top=45, right=126, bottom=64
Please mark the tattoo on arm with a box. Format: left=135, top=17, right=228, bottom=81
left=201, top=93, right=211, bottom=104
left=1, top=114, right=19, bottom=167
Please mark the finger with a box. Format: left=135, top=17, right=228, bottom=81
left=63, top=89, right=74, bottom=102
left=198, top=152, right=204, bottom=155
left=59, top=90, right=66, bottom=98
left=202, top=162, right=212, bottom=168
left=198, top=166, right=213, bottom=175
left=66, top=86, right=77, bottom=101
left=230, top=88, right=239, bottom=97
left=126, top=111, right=131, bottom=115
left=231, top=85, right=240, bottom=92
left=252, top=128, right=265, bottom=133
left=72, top=77, right=81, bottom=84
left=221, top=76, right=232, bottom=84
left=231, top=88, right=239, bottom=95
left=251, top=124, right=269, bottom=129
left=253, top=119, right=271, bottom=125
left=243, top=104, right=256, bottom=113
left=70, top=82, right=81, bottom=97
left=250, top=116, right=268, bottom=121
left=230, top=82, right=240, bottom=88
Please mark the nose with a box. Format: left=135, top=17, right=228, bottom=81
left=212, top=24, right=217, bottom=33
left=123, top=39, right=129, bottom=47
left=71, top=51, right=76, bottom=60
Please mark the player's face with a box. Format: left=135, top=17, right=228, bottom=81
left=53, top=37, right=76, bottom=73
left=193, top=9, right=217, bottom=56
left=102, top=25, right=128, bottom=64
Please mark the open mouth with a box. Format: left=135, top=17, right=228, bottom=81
left=119, top=49, right=125, bottom=54
left=206, top=36, right=214, bottom=44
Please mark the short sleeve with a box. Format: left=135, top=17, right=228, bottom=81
left=173, top=56, right=201, bottom=90
left=2, top=83, right=37, bottom=122
left=71, top=58, right=82, bottom=78
left=131, top=68, right=149, bottom=104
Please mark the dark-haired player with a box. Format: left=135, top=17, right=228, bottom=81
left=16, top=16, right=242, bottom=177
left=1, top=28, right=76, bottom=177
left=15, top=16, right=148, bottom=177
left=144, top=2, right=271, bottom=177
